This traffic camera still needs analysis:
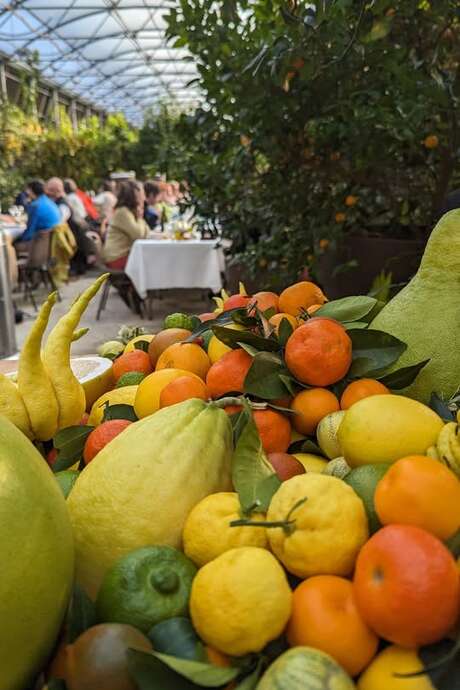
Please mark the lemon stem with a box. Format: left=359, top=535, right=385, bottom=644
left=230, top=496, right=308, bottom=536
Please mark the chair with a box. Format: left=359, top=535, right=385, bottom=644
left=17, top=231, right=60, bottom=310
left=96, top=267, right=145, bottom=320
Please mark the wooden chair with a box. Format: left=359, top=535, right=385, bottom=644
left=17, top=231, right=60, bottom=310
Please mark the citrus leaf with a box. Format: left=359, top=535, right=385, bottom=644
left=127, top=649, right=198, bottom=690
left=212, top=325, right=279, bottom=353
left=314, top=296, right=377, bottom=323
left=148, top=618, right=206, bottom=662
left=134, top=339, right=151, bottom=352
left=277, top=318, right=294, bottom=347
left=128, top=649, right=239, bottom=688
left=343, top=321, right=368, bottom=330
left=66, top=583, right=97, bottom=643
left=238, top=342, right=261, bottom=357
left=244, top=352, right=291, bottom=400
left=348, top=329, right=407, bottom=378
left=52, top=425, right=94, bottom=472
left=187, top=308, right=256, bottom=340
left=412, top=638, right=460, bottom=687
left=278, top=374, right=300, bottom=396
left=102, top=403, right=138, bottom=422
left=429, top=392, right=455, bottom=422
left=377, top=359, right=430, bottom=390
left=288, top=438, right=323, bottom=455
left=233, top=663, right=263, bottom=689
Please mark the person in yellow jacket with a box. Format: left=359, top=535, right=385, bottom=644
left=50, top=222, right=77, bottom=285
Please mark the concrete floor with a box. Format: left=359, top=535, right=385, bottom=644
left=13, top=270, right=215, bottom=355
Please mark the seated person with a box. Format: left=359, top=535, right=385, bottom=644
left=18, top=179, right=60, bottom=243
left=102, top=180, right=151, bottom=270
left=144, top=180, right=161, bottom=229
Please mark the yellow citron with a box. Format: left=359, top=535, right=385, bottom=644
left=124, top=334, right=155, bottom=353
left=183, top=492, right=268, bottom=567
left=43, top=274, right=108, bottom=430
left=357, top=645, right=434, bottom=690
left=17, top=293, right=59, bottom=441
left=190, top=547, right=292, bottom=656
left=207, top=324, right=246, bottom=364
left=134, top=368, right=202, bottom=418
left=88, top=385, right=138, bottom=426
left=0, top=373, right=32, bottom=438
left=267, top=474, right=368, bottom=578
left=292, top=453, right=328, bottom=473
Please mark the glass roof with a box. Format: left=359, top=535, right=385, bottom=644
left=0, top=0, right=201, bottom=123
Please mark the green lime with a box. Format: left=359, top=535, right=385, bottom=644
left=115, top=372, right=146, bottom=388
left=344, top=463, right=391, bottom=534
left=163, top=313, right=196, bottom=331
left=54, top=470, right=80, bottom=499
left=96, top=546, right=197, bottom=634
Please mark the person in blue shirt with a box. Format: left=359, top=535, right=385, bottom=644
left=19, top=179, right=61, bottom=242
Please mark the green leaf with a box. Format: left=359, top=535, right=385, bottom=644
left=288, top=438, right=323, bottom=455
left=102, top=403, right=138, bottom=423
left=232, top=405, right=280, bottom=514
left=212, top=325, right=279, bottom=353
left=187, top=308, right=256, bottom=340
left=363, top=17, right=392, bottom=43
left=417, top=638, right=460, bottom=688
left=230, top=407, right=250, bottom=446
left=127, top=649, right=198, bottom=690
left=343, top=321, right=368, bottom=330
left=233, top=664, right=263, bottom=690
left=128, top=649, right=239, bottom=688
left=244, top=352, right=291, bottom=400
left=66, top=583, right=97, bottom=643
left=277, top=317, right=294, bottom=347
left=378, top=359, right=430, bottom=390
left=148, top=618, right=206, bottom=662
left=314, top=296, right=377, bottom=323
left=429, top=393, right=455, bottom=422
left=134, top=339, right=151, bottom=352
left=52, top=425, right=94, bottom=472
left=348, top=329, right=407, bottom=378
left=238, top=342, right=261, bottom=357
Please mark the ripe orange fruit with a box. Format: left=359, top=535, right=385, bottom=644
left=278, top=281, right=327, bottom=317
left=353, top=524, right=460, bottom=648
left=159, top=376, right=209, bottom=408
left=252, top=291, right=279, bottom=314
left=269, top=313, right=298, bottom=334
left=290, top=388, right=340, bottom=435
left=285, top=318, right=352, bottom=386
left=206, top=646, right=231, bottom=667
left=112, top=350, right=152, bottom=382
left=148, top=328, right=191, bottom=366
left=340, top=379, right=390, bottom=409
left=374, top=455, right=460, bottom=541
left=252, top=409, right=291, bottom=454
left=156, top=342, right=211, bottom=381
left=223, top=294, right=251, bottom=311
left=206, top=349, right=252, bottom=399
left=345, top=195, right=358, bottom=207
left=83, top=419, right=132, bottom=464
left=287, top=575, right=379, bottom=677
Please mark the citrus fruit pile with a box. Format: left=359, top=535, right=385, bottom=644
left=2, top=273, right=460, bottom=690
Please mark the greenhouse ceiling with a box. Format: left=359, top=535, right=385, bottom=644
left=0, top=0, right=201, bottom=124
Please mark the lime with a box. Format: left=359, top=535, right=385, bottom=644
left=163, top=313, right=197, bottom=331
left=116, top=372, right=146, bottom=388
left=344, top=463, right=391, bottom=534
left=96, top=546, right=197, bottom=634
left=54, top=470, right=80, bottom=498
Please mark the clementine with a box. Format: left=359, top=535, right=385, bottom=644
left=340, top=379, right=390, bottom=410
left=252, top=409, right=292, bottom=454
left=287, top=575, right=378, bottom=677
left=374, top=455, right=460, bottom=540
left=285, top=318, right=352, bottom=386
left=159, top=376, right=209, bottom=408
left=353, top=524, right=460, bottom=648
left=278, top=281, right=327, bottom=317
left=290, top=388, right=340, bottom=435
left=112, top=350, right=152, bottom=382
left=83, top=419, right=132, bottom=464
left=223, top=294, right=251, bottom=311
left=155, top=342, right=211, bottom=381
left=206, top=349, right=252, bottom=399
left=252, top=291, right=279, bottom=314
left=269, top=313, right=298, bottom=334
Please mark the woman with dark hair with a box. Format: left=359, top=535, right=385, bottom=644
left=102, top=180, right=150, bottom=269
left=18, top=179, right=60, bottom=242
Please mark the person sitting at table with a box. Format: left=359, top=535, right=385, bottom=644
left=102, top=180, right=151, bottom=270
left=143, top=180, right=161, bottom=230
left=17, top=179, right=60, bottom=243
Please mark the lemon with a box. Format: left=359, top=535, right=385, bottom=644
left=88, top=385, right=138, bottom=426
left=71, top=356, right=114, bottom=410
left=292, top=453, right=328, bottom=473
left=134, top=369, right=202, bottom=418
left=357, top=645, right=434, bottom=690
left=124, top=334, right=155, bottom=353
left=183, top=492, right=268, bottom=567
left=267, top=474, right=368, bottom=578
left=207, top=324, right=246, bottom=363
left=190, top=547, right=292, bottom=656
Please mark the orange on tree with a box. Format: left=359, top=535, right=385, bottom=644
left=287, top=575, right=379, bottom=677
left=206, top=348, right=252, bottom=399
left=269, top=312, right=298, bottom=334
left=252, top=291, right=279, bottom=314
left=223, top=294, right=251, bottom=311
left=374, top=455, right=460, bottom=540
left=290, top=388, right=340, bottom=435
left=285, top=318, right=352, bottom=386
left=424, top=134, right=439, bottom=149
left=278, top=281, right=327, bottom=318
left=83, top=419, right=132, bottom=464
left=345, top=195, right=358, bottom=207
left=112, top=350, right=152, bottom=382
left=353, top=524, right=460, bottom=648
left=156, top=342, right=211, bottom=381
left=253, top=408, right=291, bottom=454
left=340, top=379, right=390, bottom=410
left=159, top=376, right=208, bottom=408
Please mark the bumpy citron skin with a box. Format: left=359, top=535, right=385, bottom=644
left=43, top=274, right=108, bottom=429
left=256, top=646, right=355, bottom=690
left=0, top=373, right=32, bottom=438
left=18, top=293, right=60, bottom=441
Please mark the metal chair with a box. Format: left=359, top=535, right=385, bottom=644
left=17, top=231, right=60, bottom=310
left=96, top=267, right=145, bottom=320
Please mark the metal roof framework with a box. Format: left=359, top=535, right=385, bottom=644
left=0, top=0, right=201, bottom=124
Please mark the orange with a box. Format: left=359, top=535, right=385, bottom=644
left=252, top=409, right=291, bottom=454
left=290, top=388, right=340, bottom=435
left=424, top=134, right=439, bottom=149
left=340, top=379, right=390, bottom=410
left=345, top=195, right=358, bottom=207
left=374, top=455, right=460, bottom=540
left=306, top=304, right=322, bottom=315
left=112, top=350, right=152, bottom=382
left=353, top=524, right=460, bottom=648
left=83, top=419, right=132, bottom=464
left=156, top=342, right=211, bottom=381
left=287, top=576, right=378, bottom=677
left=278, top=281, right=327, bottom=317
left=269, top=313, right=298, bottom=334
left=134, top=369, right=203, bottom=418
left=206, top=646, right=231, bottom=667
left=252, top=291, right=279, bottom=314
left=206, top=349, right=252, bottom=399
left=285, top=318, right=352, bottom=386
left=159, top=376, right=209, bottom=408
left=223, top=294, right=251, bottom=311
left=148, top=328, right=191, bottom=366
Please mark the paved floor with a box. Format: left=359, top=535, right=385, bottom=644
left=12, top=270, right=215, bottom=355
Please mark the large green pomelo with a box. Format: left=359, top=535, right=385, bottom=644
left=0, top=416, right=74, bottom=690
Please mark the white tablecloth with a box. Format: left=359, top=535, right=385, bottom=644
left=125, top=239, right=224, bottom=298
